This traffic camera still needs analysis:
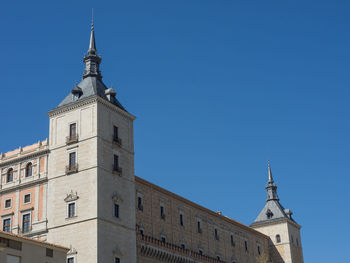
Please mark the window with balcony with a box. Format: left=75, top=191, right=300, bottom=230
left=3, top=218, right=11, bottom=232
left=7, top=168, right=13, bottom=183
left=68, top=202, right=76, bottom=218
left=113, top=155, right=122, bottom=174
left=67, top=123, right=78, bottom=144
left=25, top=163, right=32, bottom=177
left=22, top=213, right=31, bottom=233
left=113, top=126, right=122, bottom=146
left=66, top=152, right=78, bottom=174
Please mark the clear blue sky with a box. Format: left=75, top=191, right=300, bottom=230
left=1, top=0, right=349, bottom=261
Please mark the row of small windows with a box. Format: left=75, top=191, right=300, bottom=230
left=5, top=163, right=33, bottom=183
left=2, top=194, right=31, bottom=210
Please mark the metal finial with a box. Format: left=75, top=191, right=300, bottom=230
left=91, top=8, right=94, bottom=27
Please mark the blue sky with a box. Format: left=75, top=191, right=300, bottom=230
left=0, top=0, right=349, bottom=261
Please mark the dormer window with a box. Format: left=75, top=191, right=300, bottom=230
left=266, top=209, right=273, bottom=219
left=71, top=85, right=82, bottom=101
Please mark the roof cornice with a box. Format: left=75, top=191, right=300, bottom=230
left=250, top=217, right=302, bottom=229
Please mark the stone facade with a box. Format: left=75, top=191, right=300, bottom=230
left=0, top=24, right=304, bottom=263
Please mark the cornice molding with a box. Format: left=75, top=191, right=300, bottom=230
left=0, top=149, right=49, bottom=168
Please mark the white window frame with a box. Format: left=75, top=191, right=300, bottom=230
left=2, top=216, right=12, bottom=232
left=4, top=198, right=12, bottom=209
left=67, top=201, right=77, bottom=218
left=21, top=212, right=32, bottom=233
left=68, top=121, right=78, bottom=137
left=23, top=193, right=31, bottom=204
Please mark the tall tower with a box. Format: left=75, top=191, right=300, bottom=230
left=251, top=162, right=304, bottom=263
left=46, top=23, right=137, bottom=263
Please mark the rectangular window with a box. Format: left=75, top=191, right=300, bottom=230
left=114, top=155, right=119, bottom=171
left=24, top=194, right=31, bottom=204
left=69, top=152, right=76, bottom=169
left=137, top=197, right=143, bottom=211
left=231, top=235, right=235, bottom=246
left=3, top=218, right=11, bottom=232
left=197, top=221, right=202, bottom=233
left=5, top=199, right=11, bottom=208
left=179, top=214, right=184, bottom=226
left=258, top=245, right=261, bottom=255
left=114, top=258, right=120, bottom=263
left=68, top=203, right=76, bottom=218
left=214, top=228, right=219, bottom=240
left=7, top=255, right=21, bottom=263
left=114, top=204, right=119, bottom=218
left=22, top=213, right=31, bottom=233
left=67, top=257, right=74, bottom=263
left=160, top=206, right=165, bottom=219
left=114, top=126, right=119, bottom=141
left=161, top=236, right=166, bottom=243
left=245, top=240, right=248, bottom=252
left=70, top=123, right=76, bottom=137
left=46, top=248, right=53, bottom=257
left=198, top=249, right=203, bottom=255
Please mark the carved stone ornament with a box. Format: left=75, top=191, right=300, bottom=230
left=64, top=190, right=79, bottom=202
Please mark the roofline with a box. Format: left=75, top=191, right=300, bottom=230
left=250, top=217, right=302, bottom=230
left=135, top=176, right=269, bottom=239
left=47, top=95, right=136, bottom=120
left=0, top=230, right=69, bottom=252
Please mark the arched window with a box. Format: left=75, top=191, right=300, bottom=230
left=276, top=234, right=281, bottom=243
left=7, top=168, right=13, bottom=183
left=25, top=163, right=32, bottom=177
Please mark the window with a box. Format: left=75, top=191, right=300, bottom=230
left=276, top=234, right=281, bottom=243
left=67, top=257, right=74, bottom=263
left=22, top=213, right=31, bottom=233
left=197, top=221, right=202, bottom=233
left=68, top=203, right=76, bottom=218
left=114, top=203, right=119, bottom=218
left=137, top=197, right=143, bottom=211
left=179, top=213, right=184, bottom=226
left=3, top=218, right=11, bottom=232
left=113, top=155, right=121, bottom=172
left=216, top=256, right=221, bottom=260
left=7, top=255, right=20, bottom=263
left=230, top=234, right=235, bottom=246
left=113, top=126, right=121, bottom=145
left=114, top=258, right=120, bottom=263
left=25, top=163, right=32, bottom=177
left=7, top=168, right=13, bottom=183
left=198, top=249, right=203, bottom=255
left=244, top=240, right=248, bottom=252
left=214, top=228, right=219, bottom=240
left=140, top=228, right=144, bottom=236
left=69, top=152, right=76, bottom=169
left=5, top=199, right=12, bottom=208
left=46, top=248, right=53, bottom=257
left=291, top=235, right=294, bottom=244
left=70, top=123, right=77, bottom=138
left=296, top=238, right=299, bottom=247
left=160, top=206, right=165, bottom=219
left=180, top=243, right=185, bottom=249
left=161, top=236, right=166, bottom=243
left=24, top=194, right=31, bottom=204
left=257, top=245, right=261, bottom=255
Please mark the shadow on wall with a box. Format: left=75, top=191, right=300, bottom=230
left=269, top=243, right=285, bottom=263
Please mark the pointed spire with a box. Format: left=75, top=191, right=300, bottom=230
left=265, top=160, right=279, bottom=201
left=83, top=19, right=102, bottom=79
left=268, top=160, right=274, bottom=185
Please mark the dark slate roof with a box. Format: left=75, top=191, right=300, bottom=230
left=57, top=77, right=126, bottom=111
left=254, top=199, right=289, bottom=223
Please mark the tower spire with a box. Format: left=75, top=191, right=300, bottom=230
left=83, top=20, right=102, bottom=79
left=265, top=161, right=279, bottom=201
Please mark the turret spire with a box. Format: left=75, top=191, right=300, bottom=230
left=266, top=161, right=279, bottom=201
left=83, top=21, right=102, bottom=79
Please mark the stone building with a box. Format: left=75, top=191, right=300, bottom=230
left=0, top=230, right=69, bottom=263
left=0, top=23, right=304, bottom=263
